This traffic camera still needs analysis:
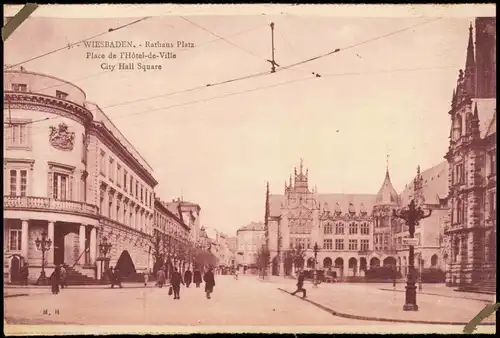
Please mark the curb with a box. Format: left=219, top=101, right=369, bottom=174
left=5, top=294, right=29, bottom=298
left=277, top=288, right=495, bottom=326
left=379, top=288, right=493, bottom=303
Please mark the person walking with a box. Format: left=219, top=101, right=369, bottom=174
left=234, top=269, right=239, bottom=280
left=203, top=267, right=216, bottom=299
left=50, top=265, right=61, bottom=295
left=59, top=265, right=67, bottom=289
left=291, top=270, right=307, bottom=298
left=143, top=271, right=149, bottom=287
left=170, top=267, right=184, bottom=299
left=21, top=263, right=29, bottom=286
left=114, top=267, right=123, bottom=288
left=193, top=268, right=202, bottom=288
left=156, top=267, right=166, bottom=288
left=184, top=268, right=193, bottom=288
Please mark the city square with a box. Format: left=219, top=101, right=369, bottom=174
left=3, top=4, right=497, bottom=335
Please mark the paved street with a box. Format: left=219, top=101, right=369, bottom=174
left=4, top=276, right=379, bottom=327
left=4, top=276, right=496, bottom=334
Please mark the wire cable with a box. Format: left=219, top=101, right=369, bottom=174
left=5, top=16, right=152, bottom=69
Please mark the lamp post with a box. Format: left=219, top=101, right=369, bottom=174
left=313, top=242, right=320, bottom=288
left=35, top=231, right=52, bottom=285
left=393, top=199, right=432, bottom=311
left=98, top=237, right=112, bottom=282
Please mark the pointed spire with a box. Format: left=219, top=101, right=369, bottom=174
left=289, top=174, right=292, bottom=187
left=466, top=22, right=475, bottom=68
left=473, top=102, right=479, bottom=119
left=300, top=158, right=303, bottom=175
left=451, top=88, right=456, bottom=108
left=386, top=154, right=390, bottom=174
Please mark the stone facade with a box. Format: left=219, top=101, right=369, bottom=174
left=3, top=69, right=161, bottom=283
left=443, top=18, right=497, bottom=287
left=264, top=159, right=448, bottom=280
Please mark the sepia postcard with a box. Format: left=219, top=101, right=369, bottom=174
left=3, top=4, right=497, bottom=335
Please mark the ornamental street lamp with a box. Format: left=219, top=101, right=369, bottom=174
left=35, top=231, right=52, bottom=285
left=313, top=242, right=320, bottom=288
left=98, top=237, right=112, bottom=282
left=393, top=199, right=432, bottom=311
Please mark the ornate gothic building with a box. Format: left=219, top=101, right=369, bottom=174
left=443, top=17, right=496, bottom=289
left=265, top=158, right=448, bottom=279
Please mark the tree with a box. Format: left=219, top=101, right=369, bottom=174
left=150, top=231, right=165, bottom=274
left=283, top=245, right=306, bottom=275
left=256, top=245, right=271, bottom=278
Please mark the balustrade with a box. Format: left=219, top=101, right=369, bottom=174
left=4, top=196, right=98, bottom=216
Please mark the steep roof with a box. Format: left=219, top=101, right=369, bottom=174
left=472, top=98, right=496, bottom=138
left=269, top=194, right=377, bottom=217
left=399, top=161, right=449, bottom=206
left=374, top=170, right=400, bottom=206
left=237, top=222, right=265, bottom=232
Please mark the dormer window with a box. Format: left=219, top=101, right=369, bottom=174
left=12, top=83, right=27, bottom=92
left=56, top=90, right=68, bottom=100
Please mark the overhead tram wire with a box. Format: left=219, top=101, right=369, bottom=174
left=6, top=17, right=443, bottom=130
left=5, top=17, right=152, bottom=70
left=4, top=64, right=458, bottom=144
left=274, top=17, right=443, bottom=74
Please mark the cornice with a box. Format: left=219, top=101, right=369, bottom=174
left=89, top=121, right=158, bottom=188
left=4, top=91, right=93, bottom=126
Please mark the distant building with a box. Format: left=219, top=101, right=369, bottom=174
left=443, top=18, right=496, bottom=289
left=236, top=222, right=265, bottom=272
left=164, top=198, right=201, bottom=244
left=265, top=159, right=449, bottom=280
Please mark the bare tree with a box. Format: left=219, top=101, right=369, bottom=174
left=150, top=230, right=165, bottom=274
left=256, top=244, right=271, bottom=278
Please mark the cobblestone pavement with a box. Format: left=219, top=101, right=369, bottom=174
left=4, top=276, right=381, bottom=327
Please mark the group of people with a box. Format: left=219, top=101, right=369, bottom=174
left=49, top=264, right=68, bottom=294
left=151, top=266, right=216, bottom=299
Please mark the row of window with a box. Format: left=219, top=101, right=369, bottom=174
left=99, top=149, right=153, bottom=209
left=99, top=189, right=152, bottom=235
left=324, top=222, right=370, bottom=235
left=322, top=239, right=370, bottom=251
left=154, top=211, right=188, bottom=242
left=11, top=82, right=69, bottom=100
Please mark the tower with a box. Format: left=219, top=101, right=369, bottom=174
left=373, top=159, right=400, bottom=253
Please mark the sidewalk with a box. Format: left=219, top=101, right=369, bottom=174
left=276, top=282, right=496, bottom=325
left=377, top=283, right=494, bottom=303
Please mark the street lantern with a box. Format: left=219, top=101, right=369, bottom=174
left=393, top=199, right=432, bottom=311
left=313, top=242, right=320, bottom=288
left=35, top=231, right=52, bottom=285
left=98, top=237, right=112, bottom=282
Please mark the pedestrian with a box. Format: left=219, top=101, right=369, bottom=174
left=114, top=267, right=123, bottom=288
left=156, top=267, right=166, bottom=288
left=21, top=263, right=29, bottom=286
left=50, top=265, right=61, bottom=295
left=170, top=267, right=184, bottom=299
left=184, top=268, right=193, bottom=288
left=193, top=268, right=202, bottom=288
left=143, top=271, right=149, bottom=287
left=234, top=269, right=239, bottom=280
left=60, top=265, right=67, bottom=289
left=291, top=269, right=306, bottom=298
left=203, top=266, right=216, bottom=299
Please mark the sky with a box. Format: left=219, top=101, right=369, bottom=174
left=4, top=11, right=479, bottom=238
